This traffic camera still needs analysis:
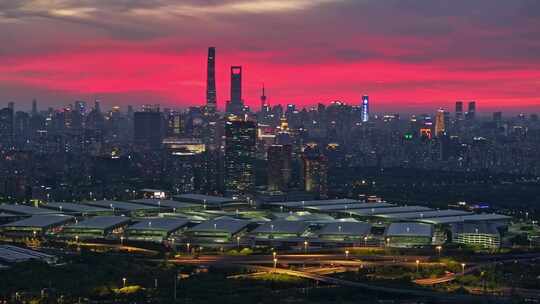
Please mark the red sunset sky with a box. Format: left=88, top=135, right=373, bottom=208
left=0, top=0, right=539, bottom=114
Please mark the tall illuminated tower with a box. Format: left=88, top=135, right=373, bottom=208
left=226, top=66, right=244, bottom=115
left=435, top=108, right=446, bottom=136
left=260, top=84, right=268, bottom=111
left=361, top=95, right=369, bottom=122
left=206, top=47, right=217, bottom=114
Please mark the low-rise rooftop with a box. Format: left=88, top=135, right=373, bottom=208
left=0, top=204, right=60, bottom=216
left=348, top=206, right=432, bottom=217
left=0, top=245, right=56, bottom=264
left=417, top=213, right=512, bottom=225
left=174, top=194, right=241, bottom=206
left=66, top=216, right=131, bottom=230
left=251, top=220, right=309, bottom=235
left=306, top=202, right=394, bottom=211
left=386, top=222, right=433, bottom=237
left=127, top=218, right=189, bottom=233
left=130, top=199, right=199, bottom=210
left=379, top=209, right=472, bottom=220
left=189, top=219, right=250, bottom=234
left=83, top=200, right=158, bottom=211
left=318, top=222, right=372, bottom=236
left=43, top=202, right=110, bottom=214
left=1, top=215, right=73, bottom=228
left=452, top=222, right=500, bottom=235
left=270, top=199, right=359, bottom=208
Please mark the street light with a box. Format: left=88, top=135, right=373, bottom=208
left=461, top=263, right=466, bottom=275
left=120, top=236, right=124, bottom=246
left=363, top=236, right=368, bottom=247
left=303, top=240, right=308, bottom=253
left=75, top=235, right=79, bottom=244
left=273, top=258, right=278, bottom=270
left=436, top=245, right=442, bottom=257
left=236, top=236, right=241, bottom=249
left=345, top=250, right=350, bottom=259
left=272, top=251, right=277, bottom=259
left=186, top=243, right=191, bottom=254
left=415, top=260, right=420, bottom=273
left=122, top=277, right=127, bottom=288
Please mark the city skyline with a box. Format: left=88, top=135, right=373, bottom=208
left=1, top=1, right=539, bottom=113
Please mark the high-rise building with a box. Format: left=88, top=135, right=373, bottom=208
left=231, top=66, right=242, bottom=103
left=134, top=107, right=163, bottom=146
left=226, top=66, right=244, bottom=115
left=31, top=99, right=38, bottom=116
left=206, top=47, right=217, bottom=114
left=466, top=101, right=476, bottom=120
left=267, top=144, right=292, bottom=192
left=166, top=111, right=183, bottom=137
left=455, top=101, right=464, bottom=120
left=302, top=144, right=328, bottom=199
left=163, top=138, right=207, bottom=194
left=74, top=100, right=87, bottom=116
left=361, top=95, right=369, bottom=122
left=0, top=107, right=14, bottom=147
left=94, top=99, right=101, bottom=114
left=435, top=108, right=446, bottom=136
left=493, top=112, right=502, bottom=122
left=224, top=119, right=256, bottom=194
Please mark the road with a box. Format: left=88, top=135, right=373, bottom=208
left=245, top=265, right=489, bottom=302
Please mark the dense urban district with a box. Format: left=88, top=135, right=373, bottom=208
left=0, top=48, right=539, bottom=303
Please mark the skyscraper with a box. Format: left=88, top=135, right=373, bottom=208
left=226, top=66, right=244, bottom=115
left=435, top=108, right=446, bottom=136
left=493, top=111, right=502, bottom=122
left=134, top=106, right=163, bottom=146
left=455, top=101, right=464, bottom=120
left=0, top=107, right=14, bottom=147
left=224, top=118, right=256, bottom=194
left=361, top=95, right=369, bottom=122
left=206, top=47, right=217, bottom=114
left=31, top=99, right=38, bottom=116
left=302, top=143, right=328, bottom=199
left=267, top=144, right=292, bottom=192
left=466, top=101, right=476, bottom=120
left=166, top=111, right=183, bottom=137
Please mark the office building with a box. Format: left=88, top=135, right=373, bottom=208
left=466, top=101, right=476, bottom=120
left=166, top=111, right=183, bottom=137
left=302, top=144, right=328, bottom=199
left=493, top=112, right=502, bottom=122
left=134, top=107, right=163, bottom=146
left=455, top=101, right=464, bottom=120
left=267, top=145, right=292, bottom=192
left=224, top=119, right=256, bottom=194
left=0, top=107, right=14, bottom=147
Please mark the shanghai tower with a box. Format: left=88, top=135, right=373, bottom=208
left=206, top=47, right=217, bottom=114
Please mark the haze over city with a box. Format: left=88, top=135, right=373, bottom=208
left=1, top=0, right=539, bottom=113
